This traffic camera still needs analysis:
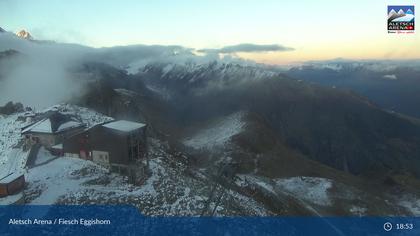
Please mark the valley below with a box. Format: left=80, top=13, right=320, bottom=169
left=1, top=28, right=420, bottom=217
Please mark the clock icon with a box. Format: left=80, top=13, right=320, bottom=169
left=384, top=222, right=393, bottom=231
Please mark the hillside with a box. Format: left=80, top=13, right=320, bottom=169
left=287, top=62, right=420, bottom=119
left=1, top=34, right=420, bottom=216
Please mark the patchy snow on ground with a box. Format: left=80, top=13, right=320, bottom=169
left=236, top=174, right=276, bottom=195
left=183, top=112, right=245, bottom=150
left=0, top=113, right=31, bottom=179
left=234, top=175, right=248, bottom=188
left=255, top=180, right=276, bottom=195
left=226, top=189, right=271, bottom=216
left=349, top=206, right=367, bottom=216
left=0, top=192, right=23, bottom=205
left=398, top=195, right=420, bottom=216
left=25, top=142, right=151, bottom=206
left=0, top=149, right=28, bottom=178
left=33, top=147, right=56, bottom=165
left=24, top=138, right=270, bottom=216
left=26, top=155, right=98, bottom=205
left=114, top=88, right=138, bottom=97
left=275, top=177, right=333, bottom=206
left=0, top=114, right=27, bottom=162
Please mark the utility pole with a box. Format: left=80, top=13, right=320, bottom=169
left=200, top=157, right=235, bottom=216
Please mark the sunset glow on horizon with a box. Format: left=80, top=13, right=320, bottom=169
left=1, top=0, right=419, bottom=64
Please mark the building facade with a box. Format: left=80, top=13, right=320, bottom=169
left=0, top=173, right=25, bottom=198
left=62, top=120, right=148, bottom=182
left=21, top=112, right=85, bottom=149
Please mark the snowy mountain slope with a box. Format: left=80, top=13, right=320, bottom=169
left=232, top=174, right=419, bottom=216
left=0, top=112, right=32, bottom=179
left=183, top=112, right=245, bottom=150
left=275, top=177, right=333, bottom=206
left=0, top=149, right=28, bottom=180
left=138, top=61, right=280, bottom=100
left=142, top=61, right=277, bottom=82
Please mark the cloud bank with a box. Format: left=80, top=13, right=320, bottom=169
left=198, top=43, right=294, bottom=54
left=0, top=30, right=294, bottom=107
left=0, top=32, right=90, bottom=108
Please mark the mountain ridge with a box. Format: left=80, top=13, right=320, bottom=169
left=1, top=30, right=420, bottom=215
left=16, top=29, right=33, bottom=40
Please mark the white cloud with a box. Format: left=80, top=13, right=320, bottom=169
left=0, top=33, right=90, bottom=108
left=198, top=43, right=294, bottom=54
left=383, top=74, right=398, bottom=80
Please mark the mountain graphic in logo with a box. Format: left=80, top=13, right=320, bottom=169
left=388, top=5, right=415, bottom=31
left=388, top=9, right=397, bottom=17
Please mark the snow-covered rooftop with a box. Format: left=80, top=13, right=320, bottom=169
left=0, top=172, right=23, bottom=184
left=22, top=119, right=52, bottom=133
left=51, top=143, right=63, bottom=149
left=22, top=114, right=84, bottom=134
left=102, top=120, right=146, bottom=132
left=57, top=121, right=81, bottom=132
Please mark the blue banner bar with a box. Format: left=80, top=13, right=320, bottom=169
left=1, top=205, right=419, bottom=235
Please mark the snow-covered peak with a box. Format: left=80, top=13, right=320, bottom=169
left=397, top=9, right=405, bottom=15
left=16, top=29, right=33, bottom=40
left=0, top=27, right=5, bottom=33
left=144, top=61, right=278, bottom=82
left=388, top=9, right=397, bottom=17
left=140, top=61, right=281, bottom=99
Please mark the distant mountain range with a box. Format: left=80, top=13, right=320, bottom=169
left=287, top=61, right=420, bottom=119
left=73, top=60, right=420, bottom=215
left=2, top=26, right=420, bottom=215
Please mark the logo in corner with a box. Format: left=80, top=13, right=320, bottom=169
left=388, top=5, right=415, bottom=33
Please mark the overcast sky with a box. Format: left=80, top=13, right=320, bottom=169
left=1, top=0, right=419, bottom=64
